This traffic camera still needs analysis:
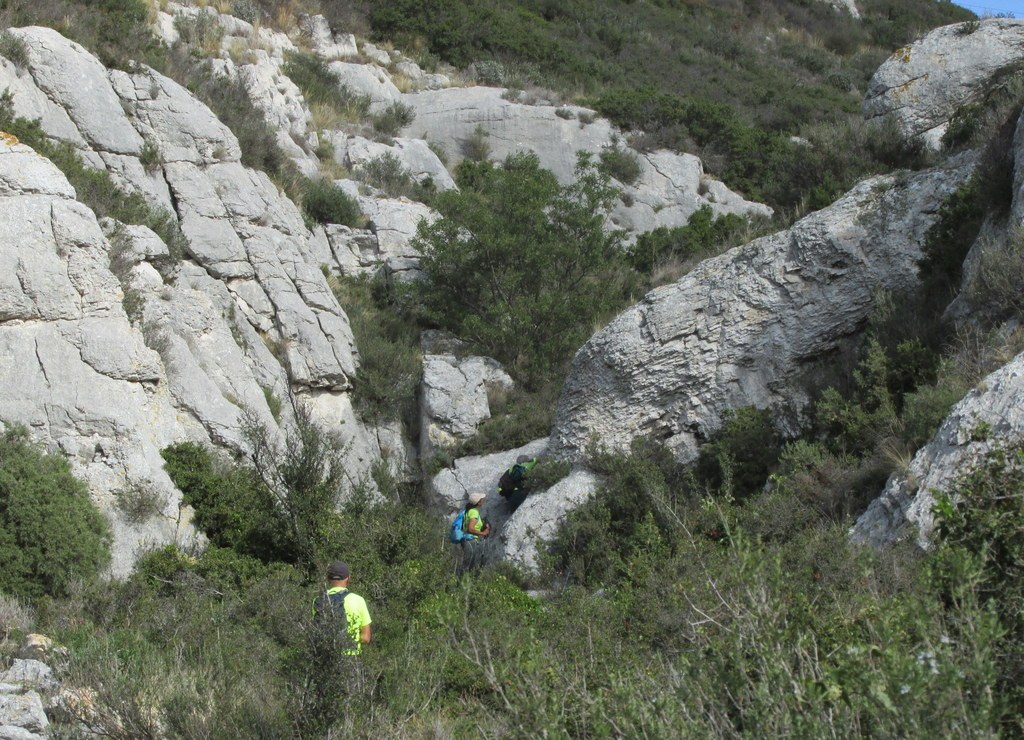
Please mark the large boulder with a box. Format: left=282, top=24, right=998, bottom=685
left=0, top=693, right=47, bottom=736
left=552, top=157, right=976, bottom=463
left=419, top=353, right=513, bottom=457
left=864, top=18, right=1024, bottom=149
left=853, top=349, right=1024, bottom=548
left=328, top=61, right=402, bottom=109
left=329, top=134, right=456, bottom=191
left=431, top=438, right=550, bottom=512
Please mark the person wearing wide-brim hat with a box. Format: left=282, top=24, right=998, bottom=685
left=459, top=491, right=491, bottom=574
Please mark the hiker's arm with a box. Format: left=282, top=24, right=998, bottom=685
left=467, top=516, right=488, bottom=536
left=360, top=624, right=371, bottom=644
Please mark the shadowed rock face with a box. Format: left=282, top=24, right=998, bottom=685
left=551, top=157, right=976, bottom=464
left=864, top=18, right=1024, bottom=149
left=854, top=350, right=1024, bottom=549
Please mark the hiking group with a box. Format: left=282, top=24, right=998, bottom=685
left=449, top=454, right=539, bottom=573
left=311, top=455, right=540, bottom=673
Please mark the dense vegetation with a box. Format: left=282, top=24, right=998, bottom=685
left=3, top=0, right=1024, bottom=736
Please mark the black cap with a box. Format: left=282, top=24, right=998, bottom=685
left=327, top=561, right=350, bottom=580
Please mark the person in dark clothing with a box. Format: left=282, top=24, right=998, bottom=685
left=498, top=454, right=538, bottom=513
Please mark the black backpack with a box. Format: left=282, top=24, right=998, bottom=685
left=312, top=589, right=356, bottom=653
left=498, top=463, right=527, bottom=497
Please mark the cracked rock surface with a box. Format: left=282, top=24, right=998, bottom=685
left=864, top=18, right=1024, bottom=149
left=551, top=158, right=976, bottom=463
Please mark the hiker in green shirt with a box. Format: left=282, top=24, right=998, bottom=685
left=459, top=491, right=491, bottom=574
left=312, top=561, right=372, bottom=655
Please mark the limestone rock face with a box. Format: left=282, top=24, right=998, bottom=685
left=0, top=138, right=200, bottom=575
left=404, top=87, right=616, bottom=185
left=405, top=87, right=771, bottom=225
left=552, top=158, right=976, bottom=463
left=0, top=27, right=393, bottom=572
left=420, top=354, right=513, bottom=456
left=864, top=18, right=1024, bottom=149
left=611, top=149, right=773, bottom=233
left=299, top=14, right=358, bottom=59
left=854, top=350, right=1024, bottom=548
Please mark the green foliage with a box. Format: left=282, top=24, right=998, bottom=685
left=356, top=151, right=436, bottom=202
left=281, top=50, right=371, bottom=120
left=0, top=427, right=110, bottom=600
left=966, top=228, right=1024, bottom=323
left=405, top=151, right=637, bottom=385
left=0, top=91, right=187, bottom=260
left=931, top=444, right=1024, bottom=729
left=597, top=143, right=641, bottom=185
left=0, top=31, right=29, bottom=68
left=628, top=206, right=749, bottom=277
left=460, top=124, right=491, bottom=162
left=301, top=177, right=362, bottom=226
left=161, top=442, right=289, bottom=563
left=113, top=483, right=166, bottom=524
left=919, top=177, right=985, bottom=297
left=371, top=101, right=416, bottom=137
left=329, top=274, right=421, bottom=423
left=695, top=406, right=782, bottom=500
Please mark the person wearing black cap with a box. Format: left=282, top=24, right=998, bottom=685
left=312, top=561, right=372, bottom=655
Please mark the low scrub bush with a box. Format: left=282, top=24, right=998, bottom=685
left=0, top=427, right=110, bottom=600
left=329, top=274, right=421, bottom=424
left=355, top=152, right=435, bottom=202
left=454, top=381, right=560, bottom=457
left=965, top=229, right=1024, bottom=323
left=371, top=101, right=415, bottom=137
left=282, top=50, right=371, bottom=123
left=301, top=177, right=362, bottom=226
left=628, top=206, right=749, bottom=279
left=597, top=143, right=641, bottom=185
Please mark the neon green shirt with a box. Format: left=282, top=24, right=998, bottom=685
left=314, top=586, right=373, bottom=655
left=465, top=507, right=484, bottom=540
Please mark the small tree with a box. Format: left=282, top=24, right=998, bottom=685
left=0, top=427, right=110, bottom=599
left=407, top=151, right=634, bottom=384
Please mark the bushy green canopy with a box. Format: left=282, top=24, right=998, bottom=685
left=0, top=427, right=110, bottom=599
left=408, top=151, right=634, bottom=384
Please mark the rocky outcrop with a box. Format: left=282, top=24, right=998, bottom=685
left=404, top=87, right=771, bottom=224
left=864, top=18, right=1024, bottom=149
left=0, top=27, right=397, bottom=572
left=420, top=353, right=513, bottom=457
left=853, top=349, right=1024, bottom=548
left=552, top=157, right=976, bottom=463
left=611, top=149, right=773, bottom=233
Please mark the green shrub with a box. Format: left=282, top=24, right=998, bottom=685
left=965, top=229, right=1024, bottom=322
left=0, top=427, right=110, bottom=600
left=918, top=177, right=985, bottom=297
left=460, top=125, right=491, bottom=162
left=330, top=274, right=421, bottom=424
left=281, top=50, right=370, bottom=121
left=355, top=152, right=435, bottom=201
left=405, top=151, right=636, bottom=386
left=455, top=381, right=560, bottom=457
left=113, top=482, right=167, bottom=524
left=628, top=206, right=749, bottom=278
left=371, top=101, right=416, bottom=137
left=301, top=177, right=362, bottom=226
left=695, top=406, right=782, bottom=500
left=0, top=31, right=29, bottom=69
left=597, top=144, right=642, bottom=185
